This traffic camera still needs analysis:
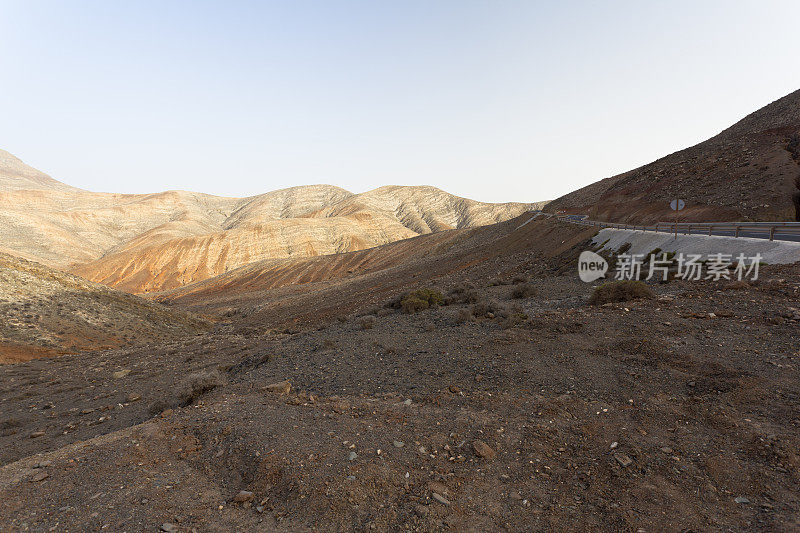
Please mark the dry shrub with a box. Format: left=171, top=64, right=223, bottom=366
left=471, top=299, right=508, bottom=319
left=397, top=289, right=444, bottom=314
left=446, top=284, right=481, bottom=304
left=588, top=280, right=654, bottom=306
left=455, top=307, right=474, bottom=323
left=510, top=283, right=536, bottom=299
left=178, top=369, right=225, bottom=406
left=500, top=312, right=529, bottom=329
left=359, top=315, right=376, bottom=330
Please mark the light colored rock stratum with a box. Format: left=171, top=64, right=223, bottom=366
left=0, top=151, right=545, bottom=293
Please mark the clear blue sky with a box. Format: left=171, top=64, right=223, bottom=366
left=1, top=1, right=798, bottom=202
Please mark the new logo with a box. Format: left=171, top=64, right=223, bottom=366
left=578, top=251, right=608, bottom=282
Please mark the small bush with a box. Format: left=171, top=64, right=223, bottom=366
left=401, top=296, right=429, bottom=314
left=359, top=315, right=376, bottom=330
left=500, top=312, right=529, bottom=329
left=588, top=281, right=655, bottom=306
left=178, top=370, right=224, bottom=406
left=510, top=283, right=536, bottom=299
left=399, top=289, right=444, bottom=313
left=471, top=299, right=508, bottom=319
left=446, top=285, right=481, bottom=305
left=455, top=307, right=474, bottom=323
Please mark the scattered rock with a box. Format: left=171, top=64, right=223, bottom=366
left=432, top=492, right=451, bottom=506
left=448, top=385, right=461, bottom=393
left=33, top=460, right=51, bottom=468
left=348, top=451, right=358, bottom=461
left=126, top=394, right=141, bottom=402
left=660, top=447, right=673, bottom=454
left=112, top=369, right=131, bottom=379
left=734, top=496, right=751, bottom=504
left=29, top=431, right=45, bottom=439
left=610, top=441, right=618, bottom=449
left=414, top=504, right=430, bottom=517
left=392, top=440, right=405, bottom=448
left=264, top=380, right=291, bottom=395
left=233, top=490, right=254, bottom=503
left=160, top=523, right=178, bottom=532
left=614, top=452, right=633, bottom=467
left=403, top=399, right=412, bottom=406
left=30, top=470, right=49, bottom=482
left=472, top=439, right=496, bottom=460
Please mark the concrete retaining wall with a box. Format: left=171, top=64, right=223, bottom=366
left=592, top=228, right=800, bottom=264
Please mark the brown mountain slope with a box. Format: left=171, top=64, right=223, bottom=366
left=545, top=88, right=800, bottom=223
left=0, top=253, right=208, bottom=363
left=0, top=154, right=543, bottom=293
left=158, top=213, right=595, bottom=328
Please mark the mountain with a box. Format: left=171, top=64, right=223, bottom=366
left=0, top=253, right=208, bottom=363
left=545, top=89, right=800, bottom=223
left=0, top=149, right=79, bottom=192
left=158, top=212, right=593, bottom=329
left=0, top=152, right=545, bottom=293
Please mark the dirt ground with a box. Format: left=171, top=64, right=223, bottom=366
left=1, top=242, right=800, bottom=531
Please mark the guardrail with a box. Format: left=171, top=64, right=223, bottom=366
left=556, top=215, right=800, bottom=242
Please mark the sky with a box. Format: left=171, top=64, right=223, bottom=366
left=1, top=1, right=799, bottom=203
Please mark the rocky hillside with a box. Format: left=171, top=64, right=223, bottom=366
left=545, top=88, right=800, bottom=223
left=0, top=253, right=208, bottom=363
left=0, top=152, right=544, bottom=293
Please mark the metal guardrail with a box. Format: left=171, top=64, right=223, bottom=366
left=555, top=215, right=800, bottom=242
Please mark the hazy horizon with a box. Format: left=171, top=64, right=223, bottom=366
left=2, top=1, right=799, bottom=203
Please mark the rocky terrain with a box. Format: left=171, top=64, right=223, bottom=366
left=0, top=151, right=543, bottom=293
left=546, top=88, right=800, bottom=223
left=0, top=252, right=209, bottom=363
left=1, top=216, right=799, bottom=531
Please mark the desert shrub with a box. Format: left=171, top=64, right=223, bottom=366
left=398, top=289, right=444, bottom=313
left=446, top=284, right=481, bottom=305
left=471, top=299, right=508, bottom=319
left=500, top=312, right=529, bottom=329
left=401, top=296, right=429, bottom=314
left=359, top=315, right=376, bottom=330
left=455, top=307, right=474, bottom=323
left=588, top=280, right=655, bottom=306
left=178, top=369, right=224, bottom=406
left=512, top=274, right=529, bottom=284
left=510, top=283, right=536, bottom=299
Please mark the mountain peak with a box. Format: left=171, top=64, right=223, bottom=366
left=0, top=150, right=79, bottom=192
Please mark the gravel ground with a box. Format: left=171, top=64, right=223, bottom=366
left=2, top=263, right=800, bottom=531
